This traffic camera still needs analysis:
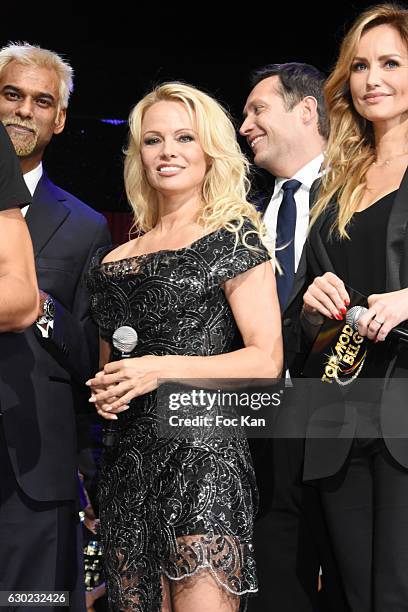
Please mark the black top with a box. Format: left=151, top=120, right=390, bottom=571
left=322, top=191, right=397, bottom=438
left=324, top=190, right=395, bottom=296
left=323, top=190, right=396, bottom=381
left=0, top=122, right=31, bottom=211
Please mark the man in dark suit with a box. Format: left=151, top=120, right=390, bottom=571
left=0, top=43, right=111, bottom=609
left=240, top=63, right=347, bottom=611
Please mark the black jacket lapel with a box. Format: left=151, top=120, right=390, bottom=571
left=25, top=175, right=70, bottom=257
left=285, top=247, right=307, bottom=311
left=386, top=167, right=408, bottom=292
left=311, top=207, right=336, bottom=273
left=284, top=177, right=325, bottom=311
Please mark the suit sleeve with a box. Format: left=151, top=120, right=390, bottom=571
left=44, top=215, right=111, bottom=384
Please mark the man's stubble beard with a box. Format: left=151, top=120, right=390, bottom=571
left=2, top=118, right=39, bottom=157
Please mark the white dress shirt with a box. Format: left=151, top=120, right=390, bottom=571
left=262, top=154, right=324, bottom=383
left=262, top=154, right=324, bottom=270
left=22, top=162, right=43, bottom=206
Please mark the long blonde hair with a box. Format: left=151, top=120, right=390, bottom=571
left=311, top=3, right=408, bottom=237
left=124, top=82, right=265, bottom=244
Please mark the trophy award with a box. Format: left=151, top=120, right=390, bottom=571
left=302, top=287, right=369, bottom=387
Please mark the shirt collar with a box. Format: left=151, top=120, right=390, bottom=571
left=273, top=153, right=324, bottom=196
left=23, top=162, right=43, bottom=197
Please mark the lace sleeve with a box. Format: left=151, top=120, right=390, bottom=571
left=86, top=245, right=114, bottom=292
left=210, top=218, right=270, bottom=286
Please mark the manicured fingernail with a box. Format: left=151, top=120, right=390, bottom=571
left=340, top=307, right=347, bottom=314
left=116, top=405, right=129, bottom=412
left=88, top=396, right=96, bottom=403
left=85, top=380, right=91, bottom=386
left=344, top=299, right=350, bottom=306
left=334, top=313, right=343, bottom=321
left=110, top=415, right=118, bottom=420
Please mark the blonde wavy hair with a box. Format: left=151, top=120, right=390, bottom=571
left=0, top=42, right=73, bottom=111
left=311, top=3, right=408, bottom=238
left=124, top=82, right=266, bottom=247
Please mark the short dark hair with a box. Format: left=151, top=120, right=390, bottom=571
left=250, top=62, right=328, bottom=139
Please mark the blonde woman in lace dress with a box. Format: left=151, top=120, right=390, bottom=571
left=87, top=82, right=282, bottom=612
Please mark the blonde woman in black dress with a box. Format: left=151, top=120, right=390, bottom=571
left=87, top=83, right=282, bottom=612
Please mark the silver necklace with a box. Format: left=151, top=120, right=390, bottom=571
left=372, top=151, right=408, bottom=166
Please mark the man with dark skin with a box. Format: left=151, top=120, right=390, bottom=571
left=0, top=43, right=111, bottom=609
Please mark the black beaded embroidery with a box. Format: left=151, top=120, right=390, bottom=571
left=87, top=219, right=270, bottom=611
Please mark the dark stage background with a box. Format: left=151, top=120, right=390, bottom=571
left=2, top=1, right=383, bottom=238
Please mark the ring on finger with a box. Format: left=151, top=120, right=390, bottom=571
left=374, top=318, right=384, bottom=326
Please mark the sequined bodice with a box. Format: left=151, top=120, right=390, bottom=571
left=88, top=221, right=268, bottom=358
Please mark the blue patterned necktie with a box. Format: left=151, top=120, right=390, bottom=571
left=276, top=179, right=301, bottom=309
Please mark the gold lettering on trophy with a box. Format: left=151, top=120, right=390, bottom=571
left=353, top=331, right=364, bottom=344
left=342, top=353, right=354, bottom=365
left=322, top=323, right=365, bottom=383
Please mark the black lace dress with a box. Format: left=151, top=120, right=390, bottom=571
left=87, top=219, right=270, bottom=611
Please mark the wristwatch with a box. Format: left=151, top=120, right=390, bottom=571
left=37, top=294, right=56, bottom=325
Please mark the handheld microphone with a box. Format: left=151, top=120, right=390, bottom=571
left=102, top=325, right=138, bottom=447
left=346, top=306, right=408, bottom=341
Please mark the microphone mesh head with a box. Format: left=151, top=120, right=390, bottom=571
left=112, top=325, right=138, bottom=353
left=345, top=305, right=367, bottom=330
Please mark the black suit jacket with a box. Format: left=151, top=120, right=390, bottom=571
left=250, top=179, right=349, bottom=612
left=0, top=175, right=111, bottom=501
left=303, top=167, right=408, bottom=480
